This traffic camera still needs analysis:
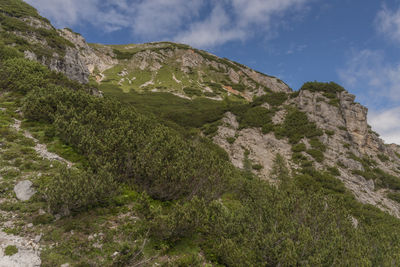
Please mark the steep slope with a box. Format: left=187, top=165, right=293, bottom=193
left=59, top=30, right=290, bottom=100
left=2, top=1, right=400, bottom=266
left=214, top=82, right=400, bottom=216
left=0, top=0, right=89, bottom=83
left=3, top=0, right=400, bottom=217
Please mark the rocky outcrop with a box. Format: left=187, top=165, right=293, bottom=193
left=293, top=89, right=400, bottom=217
left=8, top=15, right=91, bottom=83
left=213, top=112, right=292, bottom=181
left=14, top=180, right=36, bottom=201
left=46, top=47, right=90, bottom=84
left=59, top=29, right=117, bottom=74
left=212, top=89, right=400, bottom=217
left=242, top=69, right=291, bottom=93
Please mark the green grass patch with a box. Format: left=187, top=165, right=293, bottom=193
left=4, top=245, right=18, bottom=256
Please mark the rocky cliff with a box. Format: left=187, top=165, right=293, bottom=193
left=214, top=87, right=400, bottom=217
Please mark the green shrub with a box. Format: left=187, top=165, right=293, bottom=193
left=329, top=98, right=340, bottom=107
left=252, top=92, right=287, bottom=107
left=261, top=123, right=274, bottom=134
left=290, top=91, right=299, bottom=98
left=387, top=192, right=400, bottom=203
left=183, top=87, right=202, bottom=97
left=377, top=154, right=389, bottom=163
left=4, top=245, right=18, bottom=256
left=252, top=164, right=263, bottom=171
left=325, top=130, right=335, bottom=136
left=112, top=49, right=135, bottom=60
left=301, top=81, right=345, bottom=94
left=25, top=85, right=236, bottom=202
left=240, top=106, right=272, bottom=128
left=306, top=149, right=324, bottom=162
left=33, top=214, right=54, bottom=225
left=309, top=138, right=326, bottom=152
left=278, top=107, right=323, bottom=143
left=0, top=58, right=48, bottom=93
left=292, top=143, right=306, bottom=153
left=226, top=137, right=236, bottom=144
left=327, top=166, right=340, bottom=176
left=204, top=91, right=217, bottom=97
left=40, top=167, right=117, bottom=214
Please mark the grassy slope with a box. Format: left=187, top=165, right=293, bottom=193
left=0, top=92, right=199, bottom=266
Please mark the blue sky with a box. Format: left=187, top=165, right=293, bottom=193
left=26, top=0, right=400, bottom=144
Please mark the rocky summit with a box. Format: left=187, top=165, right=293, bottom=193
left=1, top=0, right=400, bottom=266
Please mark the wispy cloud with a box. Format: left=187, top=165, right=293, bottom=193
left=26, top=0, right=311, bottom=48
left=338, top=49, right=400, bottom=145
left=338, top=49, right=400, bottom=105
left=376, top=4, right=400, bottom=44
left=369, top=107, right=400, bottom=145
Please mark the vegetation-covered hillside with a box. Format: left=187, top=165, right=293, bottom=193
left=1, top=0, right=400, bottom=266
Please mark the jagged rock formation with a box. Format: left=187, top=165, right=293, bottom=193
left=0, top=8, right=90, bottom=83
left=83, top=42, right=291, bottom=99
left=213, top=88, right=400, bottom=217
left=59, top=29, right=117, bottom=75
left=213, top=112, right=292, bottom=183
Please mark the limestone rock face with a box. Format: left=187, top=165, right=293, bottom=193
left=212, top=89, right=400, bottom=217
left=14, top=180, right=36, bottom=201
left=46, top=47, right=90, bottom=84
left=339, top=91, right=369, bottom=148
left=242, top=68, right=292, bottom=93
left=213, top=112, right=292, bottom=182
left=59, top=29, right=117, bottom=75
left=293, top=89, right=400, bottom=217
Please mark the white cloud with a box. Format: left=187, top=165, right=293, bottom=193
left=25, top=0, right=131, bottom=32
left=174, top=4, right=247, bottom=47
left=26, top=0, right=310, bottom=48
left=376, top=5, right=400, bottom=43
left=338, top=49, right=400, bottom=105
left=130, top=0, right=204, bottom=39
left=369, top=107, right=400, bottom=145
left=338, top=49, right=400, bottom=145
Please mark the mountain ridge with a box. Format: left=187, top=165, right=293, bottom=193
left=3, top=0, right=400, bottom=215
left=1, top=1, right=400, bottom=266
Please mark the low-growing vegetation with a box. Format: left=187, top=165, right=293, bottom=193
left=275, top=107, right=323, bottom=144
left=4, top=245, right=18, bottom=256
left=1, top=6, right=400, bottom=264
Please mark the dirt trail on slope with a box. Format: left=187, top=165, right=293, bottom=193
left=12, top=119, right=73, bottom=168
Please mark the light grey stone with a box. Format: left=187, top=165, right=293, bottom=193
left=14, top=181, right=36, bottom=201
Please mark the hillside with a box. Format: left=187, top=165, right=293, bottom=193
left=1, top=1, right=400, bottom=266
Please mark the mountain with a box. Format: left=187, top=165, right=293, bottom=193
left=1, top=1, right=400, bottom=266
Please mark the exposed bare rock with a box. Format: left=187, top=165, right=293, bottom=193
left=0, top=231, right=41, bottom=267
left=47, top=47, right=90, bottom=83
left=14, top=181, right=36, bottom=201
left=294, top=89, right=400, bottom=217
left=272, top=109, right=287, bottom=124
left=214, top=113, right=292, bottom=181
left=228, top=69, right=240, bottom=84
left=59, top=29, right=117, bottom=74
left=181, top=50, right=204, bottom=68
left=21, top=16, right=53, bottom=30
left=242, top=69, right=291, bottom=93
